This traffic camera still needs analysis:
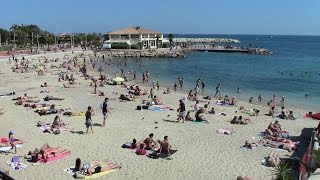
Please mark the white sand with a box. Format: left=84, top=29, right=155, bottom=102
left=0, top=51, right=318, bottom=180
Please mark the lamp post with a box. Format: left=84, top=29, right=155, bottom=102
left=13, top=31, right=16, bottom=48
left=31, top=32, right=34, bottom=47
left=0, top=34, right=1, bottom=47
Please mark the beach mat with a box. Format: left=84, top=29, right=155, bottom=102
left=190, top=121, right=209, bottom=124
left=158, top=149, right=178, bottom=159
left=63, top=167, right=115, bottom=179
left=0, top=144, right=22, bottom=152
left=6, top=161, right=27, bottom=170
left=40, top=150, right=71, bottom=163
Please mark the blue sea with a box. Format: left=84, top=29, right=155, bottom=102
left=99, top=35, right=320, bottom=111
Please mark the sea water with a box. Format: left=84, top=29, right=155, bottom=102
left=98, top=35, right=320, bottom=111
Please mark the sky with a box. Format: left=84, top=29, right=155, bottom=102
left=1, top=0, right=320, bottom=35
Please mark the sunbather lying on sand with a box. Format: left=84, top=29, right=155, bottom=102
left=266, top=150, right=281, bottom=167
left=264, top=135, right=293, bottom=143
left=36, top=105, right=64, bottom=116
left=231, top=116, right=251, bottom=125
left=24, top=103, right=50, bottom=109
left=14, top=97, right=40, bottom=105
left=119, top=94, right=133, bottom=101
left=242, top=141, right=257, bottom=149
left=63, top=84, right=76, bottom=88
left=260, top=139, right=296, bottom=152
left=63, top=111, right=85, bottom=116
left=75, top=158, right=121, bottom=176
left=25, top=143, right=59, bottom=161
left=43, top=96, right=64, bottom=101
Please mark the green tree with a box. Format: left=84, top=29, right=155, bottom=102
left=155, top=35, right=160, bottom=48
left=168, top=34, right=174, bottom=47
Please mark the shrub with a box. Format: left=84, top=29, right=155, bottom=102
left=162, top=42, right=170, bottom=48
left=111, top=43, right=129, bottom=49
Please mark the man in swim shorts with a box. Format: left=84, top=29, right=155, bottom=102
left=102, top=98, right=111, bottom=127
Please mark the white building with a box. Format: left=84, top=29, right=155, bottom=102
left=105, top=26, right=164, bottom=48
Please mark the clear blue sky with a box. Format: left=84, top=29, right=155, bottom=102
left=1, top=0, right=320, bottom=35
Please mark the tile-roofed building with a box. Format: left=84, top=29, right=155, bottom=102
left=105, top=26, right=164, bottom=49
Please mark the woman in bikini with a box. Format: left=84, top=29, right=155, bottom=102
left=75, top=158, right=121, bottom=176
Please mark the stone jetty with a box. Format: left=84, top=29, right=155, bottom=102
left=100, top=49, right=186, bottom=58
left=174, top=38, right=240, bottom=44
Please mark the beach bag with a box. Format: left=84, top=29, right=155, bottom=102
left=142, top=105, right=149, bottom=110
left=136, top=106, right=141, bottom=110
left=149, top=152, right=159, bottom=159
left=11, top=156, right=20, bottom=163
left=122, top=144, right=130, bottom=148
left=31, top=154, right=39, bottom=163
left=74, top=172, right=85, bottom=179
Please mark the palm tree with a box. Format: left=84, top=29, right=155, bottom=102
left=168, top=34, right=174, bottom=47
left=270, top=162, right=293, bottom=180
left=155, top=35, right=160, bottom=48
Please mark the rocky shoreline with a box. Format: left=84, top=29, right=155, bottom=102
left=100, top=49, right=186, bottom=58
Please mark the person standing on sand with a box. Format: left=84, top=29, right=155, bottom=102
left=142, top=73, right=146, bottom=83
left=133, top=70, right=136, bottom=80
left=150, top=88, right=154, bottom=99
left=280, top=96, right=285, bottom=107
left=177, top=100, right=186, bottom=123
left=258, top=94, right=263, bottom=104
left=156, top=81, right=160, bottom=91
left=201, top=80, right=205, bottom=89
left=273, top=95, right=277, bottom=107
left=102, top=98, right=111, bottom=127
left=93, top=79, right=97, bottom=94
left=85, top=106, right=94, bottom=134
left=174, top=82, right=177, bottom=92
left=214, top=82, right=221, bottom=97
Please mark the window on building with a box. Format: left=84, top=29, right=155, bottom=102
left=121, top=35, right=129, bottom=40
left=131, top=35, right=140, bottom=39
left=110, top=35, right=119, bottom=40
left=149, top=40, right=155, bottom=47
left=142, top=35, right=148, bottom=38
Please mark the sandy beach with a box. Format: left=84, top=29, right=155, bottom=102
left=0, top=50, right=318, bottom=180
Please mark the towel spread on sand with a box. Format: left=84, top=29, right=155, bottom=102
left=0, top=144, right=22, bottom=152
left=7, top=161, right=27, bottom=170
left=216, top=128, right=235, bottom=135
left=63, top=165, right=115, bottom=179
left=39, top=150, right=71, bottom=163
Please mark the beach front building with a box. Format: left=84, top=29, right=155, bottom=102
left=105, top=26, right=165, bottom=49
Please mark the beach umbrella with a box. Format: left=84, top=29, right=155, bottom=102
left=112, top=77, right=124, bottom=84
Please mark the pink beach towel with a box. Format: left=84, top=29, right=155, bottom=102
left=40, top=150, right=71, bottom=163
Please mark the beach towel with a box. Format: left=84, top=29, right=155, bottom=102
left=216, top=128, right=235, bottom=135
left=148, top=107, right=163, bottom=112
left=240, top=146, right=258, bottom=151
left=63, top=166, right=115, bottom=179
left=39, top=150, right=71, bottom=163
left=0, top=92, right=15, bottom=97
left=38, top=124, right=52, bottom=132
left=189, top=120, right=209, bottom=124
left=6, top=161, right=27, bottom=170
left=0, top=144, right=22, bottom=152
